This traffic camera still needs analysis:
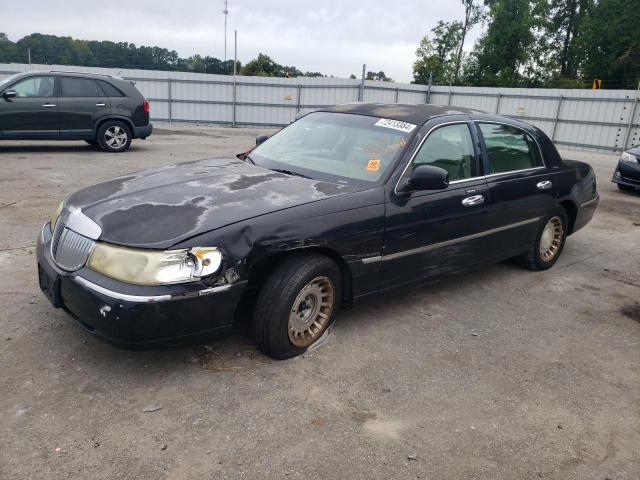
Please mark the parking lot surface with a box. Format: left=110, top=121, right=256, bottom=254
left=1, top=125, right=639, bottom=479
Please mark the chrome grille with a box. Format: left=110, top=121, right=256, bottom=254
left=51, top=215, right=95, bottom=271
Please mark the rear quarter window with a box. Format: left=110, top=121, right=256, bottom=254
left=98, top=80, right=124, bottom=97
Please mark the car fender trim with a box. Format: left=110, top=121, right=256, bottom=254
left=74, top=276, right=244, bottom=303
left=362, top=216, right=543, bottom=264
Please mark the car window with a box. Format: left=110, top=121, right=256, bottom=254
left=97, top=80, right=124, bottom=97
left=479, top=123, right=543, bottom=174
left=60, top=77, right=102, bottom=97
left=412, top=123, right=477, bottom=181
left=251, top=112, right=414, bottom=186
left=11, top=76, right=55, bottom=98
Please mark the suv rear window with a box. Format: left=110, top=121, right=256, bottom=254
left=60, top=77, right=102, bottom=97
left=98, top=80, right=124, bottom=97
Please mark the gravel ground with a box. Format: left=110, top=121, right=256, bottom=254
left=0, top=125, right=639, bottom=480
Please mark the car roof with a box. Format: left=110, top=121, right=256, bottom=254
left=319, top=103, right=484, bottom=125
left=11, top=70, right=123, bottom=81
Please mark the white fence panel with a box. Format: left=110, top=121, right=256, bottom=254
left=1, top=63, right=638, bottom=152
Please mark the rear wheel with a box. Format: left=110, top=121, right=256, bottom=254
left=97, top=121, right=132, bottom=152
left=253, top=253, right=341, bottom=360
left=518, top=208, right=568, bottom=271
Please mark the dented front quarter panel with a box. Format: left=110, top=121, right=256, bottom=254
left=172, top=187, right=386, bottom=298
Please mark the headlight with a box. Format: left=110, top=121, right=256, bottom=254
left=50, top=201, right=64, bottom=230
left=87, top=244, right=223, bottom=285
left=621, top=151, right=636, bottom=163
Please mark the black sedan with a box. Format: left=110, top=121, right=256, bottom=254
left=37, top=104, right=599, bottom=359
left=612, top=146, right=640, bottom=191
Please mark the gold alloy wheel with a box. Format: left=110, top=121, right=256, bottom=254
left=539, top=216, right=564, bottom=262
left=288, top=276, right=335, bottom=348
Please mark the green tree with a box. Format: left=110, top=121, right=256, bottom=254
left=465, top=0, right=545, bottom=86
left=366, top=71, right=394, bottom=82
left=453, top=0, right=483, bottom=83
left=581, top=0, right=640, bottom=89
left=413, top=21, right=462, bottom=84
left=547, top=0, right=593, bottom=78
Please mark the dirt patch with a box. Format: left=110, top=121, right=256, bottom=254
left=620, top=304, right=640, bottom=322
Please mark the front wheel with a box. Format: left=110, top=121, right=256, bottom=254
left=518, top=208, right=568, bottom=271
left=617, top=183, right=634, bottom=192
left=97, top=121, right=132, bottom=152
left=253, top=253, right=341, bottom=360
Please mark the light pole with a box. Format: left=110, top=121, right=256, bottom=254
left=223, top=0, right=229, bottom=73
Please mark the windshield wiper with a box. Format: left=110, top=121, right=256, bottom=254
left=243, top=154, right=256, bottom=165
left=270, top=168, right=311, bottom=179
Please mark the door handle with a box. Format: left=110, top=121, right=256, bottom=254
left=537, top=180, right=553, bottom=190
left=41, top=103, right=56, bottom=108
left=462, top=195, right=485, bottom=207
left=95, top=103, right=106, bottom=107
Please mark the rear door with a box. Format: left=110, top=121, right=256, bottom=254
left=57, top=77, right=110, bottom=138
left=381, top=119, right=493, bottom=287
left=0, top=75, right=58, bottom=138
left=475, top=121, right=558, bottom=258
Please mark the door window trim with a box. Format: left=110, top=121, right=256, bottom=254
left=393, top=120, right=480, bottom=195
left=6, top=75, right=56, bottom=98
left=474, top=120, right=547, bottom=176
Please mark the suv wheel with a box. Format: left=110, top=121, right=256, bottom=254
left=97, top=121, right=132, bottom=152
left=253, top=253, right=341, bottom=360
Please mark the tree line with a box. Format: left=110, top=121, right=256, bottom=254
left=414, top=0, right=639, bottom=89
left=0, top=33, right=326, bottom=78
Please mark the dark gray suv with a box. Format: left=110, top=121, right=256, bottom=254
left=0, top=71, right=152, bottom=152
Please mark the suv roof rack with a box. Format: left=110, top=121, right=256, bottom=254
left=48, top=70, right=120, bottom=79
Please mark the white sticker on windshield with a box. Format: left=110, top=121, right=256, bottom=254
left=374, top=118, right=417, bottom=133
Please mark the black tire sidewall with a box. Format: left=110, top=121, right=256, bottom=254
left=254, top=255, right=342, bottom=359
left=97, top=121, right=132, bottom=152
left=532, top=208, right=568, bottom=270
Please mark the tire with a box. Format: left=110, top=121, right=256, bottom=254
left=253, top=253, right=342, bottom=360
left=84, top=139, right=98, bottom=146
left=97, top=120, right=132, bottom=153
left=518, top=207, right=568, bottom=271
left=617, top=183, right=634, bottom=192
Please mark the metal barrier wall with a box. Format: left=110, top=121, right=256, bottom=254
left=1, top=63, right=638, bottom=152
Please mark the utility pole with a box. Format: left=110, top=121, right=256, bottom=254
left=27, top=48, right=31, bottom=65
left=232, top=29, right=237, bottom=128
left=223, top=0, right=229, bottom=73
left=359, top=64, right=366, bottom=102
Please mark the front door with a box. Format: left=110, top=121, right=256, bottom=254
left=0, top=75, right=59, bottom=138
left=381, top=120, right=493, bottom=288
left=57, top=77, right=110, bottom=138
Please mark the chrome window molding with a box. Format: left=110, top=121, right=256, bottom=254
left=393, top=119, right=550, bottom=196
left=484, top=166, right=547, bottom=179
left=361, top=216, right=542, bottom=264
left=476, top=120, right=547, bottom=172
left=393, top=121, right=472, bottom=196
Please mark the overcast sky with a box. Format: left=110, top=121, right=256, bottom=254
left=2, top=0, right=483, bottom=83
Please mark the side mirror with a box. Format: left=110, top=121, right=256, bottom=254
left=3, top=90, right=17, bottom=100
left=405, top=165, right=449, bottom=192
left=256, top=134, right=269, bottom=146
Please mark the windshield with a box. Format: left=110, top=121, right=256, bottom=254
left=0, top=73, right=22, bottom=90
left=250, top=112, right=416, bottom=186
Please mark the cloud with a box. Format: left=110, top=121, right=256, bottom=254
left=2, top=0, right=483, bottom=83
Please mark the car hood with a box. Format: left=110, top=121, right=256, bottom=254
left=66, top=158, right=360, bottom=248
